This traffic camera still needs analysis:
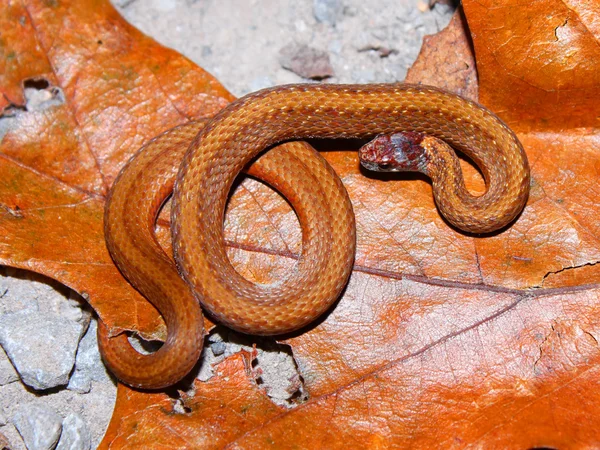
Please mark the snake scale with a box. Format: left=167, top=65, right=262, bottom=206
left=99, top=84, right=530, bottom=389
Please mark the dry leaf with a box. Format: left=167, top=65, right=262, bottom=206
left=406, top=6, right=478, bottom=100
left=465, top=0, right=600, bottom=131
left=0, top=0, right=233, bottom=339
left=1, top=0, right=600, bottom=448
left=100, top=351, right=284, bottom=449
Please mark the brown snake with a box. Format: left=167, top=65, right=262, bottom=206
left=99, top=84, right=530, bottom=389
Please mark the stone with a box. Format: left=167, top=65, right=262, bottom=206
left=12, top=404, right=62, bottom=450
left=68, top=320, right=113, bottom=393
left=66, top=370, right=91, bottom=394
left=0, top=310, right=85, bottom=390
left=278, top=42, right=334, bottom=80
left=56, top=413, right=91, bottom=450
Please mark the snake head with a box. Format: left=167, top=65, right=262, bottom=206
left=359, top=131, right=430, bottom=174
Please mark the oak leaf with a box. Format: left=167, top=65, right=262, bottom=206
left=0, top=0, right=233, bottom=339
left=1, top=1, right=599, bottom=449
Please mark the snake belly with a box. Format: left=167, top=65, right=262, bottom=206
left=101, top=83, right=530, bottom=389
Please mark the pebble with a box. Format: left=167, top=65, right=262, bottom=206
left=12, top=404, right=62, bottom=450
left=313, top=0, right=344, bottom=26
left=278, top=42, right=334, bottom=80
left=68, top=320, right=113, bottom=394
left=0, top=270, right=91, bottom=391
left=0, top=310, right=86, bottom=390
left=56, top=413, right=91, bottom=450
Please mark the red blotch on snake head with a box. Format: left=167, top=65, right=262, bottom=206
left=359, top=131, right=430, bottom=174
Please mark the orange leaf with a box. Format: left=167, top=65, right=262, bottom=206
left=0, top=0, right=232, bottom=339
left=464, top=0, right=600, bottom=131
left=2, top=1, right=600, bottom=448
left=100, top=352, right=283, bottom=449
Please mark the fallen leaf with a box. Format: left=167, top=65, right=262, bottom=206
left=0, top=0, right=233, bottom=339
left=465, top=0, right=600, bottom=131
left=100, top=351, right=284, bottom=449
left=1, top=0, right=599, bottom=448
left=406, top=7, right=478, bottom=101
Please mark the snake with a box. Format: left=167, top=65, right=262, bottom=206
left=99, top=84, right=530, bottom=389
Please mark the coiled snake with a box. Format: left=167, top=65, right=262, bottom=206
left=99, top=84, right=530, bottom=389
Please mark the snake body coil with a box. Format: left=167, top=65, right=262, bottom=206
left=100, top=84, right=530, bottom=389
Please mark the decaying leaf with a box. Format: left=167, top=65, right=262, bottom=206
left=100, top=352, right=285, bottom=449
left=1, top=0, right=599, bottom=448
left=466, top=0, right=600, bottom=131
left=406, top=7, right=478, bottom=100
left=0, top=0, right=232, bottom=339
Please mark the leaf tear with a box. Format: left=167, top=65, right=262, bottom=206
left=0, top=204, right=23, bottom=219
left=127, top=334, right=163, bottom=355
left=170, top=396, right=192, bottom=415
left=1, top=77, right=65, bottom=141
left=195, top=326, right=308, bottom=408
left=541, top=261, right=600, bottom=287
left=554, top=18, right=569, bottom=41
left=22, top=77, right=65, bottom=112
